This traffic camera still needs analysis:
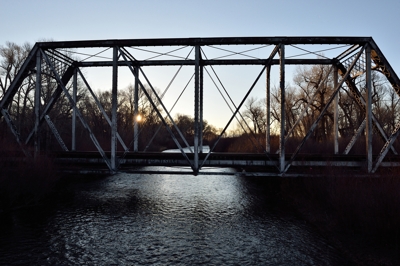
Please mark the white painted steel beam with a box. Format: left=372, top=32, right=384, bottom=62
left=200, top=61, right=204, bottom=153
left=266, top=65, right=271, bottom=153
left=373, top=121, right=400, bottom=173
left=279, top=45, right=285, bottom=173
left=194, top=46, right=200, bottom=173
left=45, top=115, right=68, bottom=151
left=365, top=45, right=373, bottom=172
left=34, top=50, right=41, bottom=157
left=333, top=65, right=339, bottom=154
left=134, top=67, right=139, bottom=152
left=343, top=119, right=366, bottom=155
left=111, top=46, right=118, bottom=171
left=72, top=67, right=77, bottom=151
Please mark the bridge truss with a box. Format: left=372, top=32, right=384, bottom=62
left=1, top=37, right=400, bottom=175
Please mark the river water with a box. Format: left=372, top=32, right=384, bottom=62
left=0, top=167, right=350, bottom=265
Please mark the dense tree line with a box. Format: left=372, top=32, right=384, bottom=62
left=241, top=64, right=400, bottom=141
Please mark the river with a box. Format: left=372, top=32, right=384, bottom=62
left=0, top=166, right=350, bottom=265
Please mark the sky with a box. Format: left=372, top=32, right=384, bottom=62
left=1, top=0, right=399, bottom=130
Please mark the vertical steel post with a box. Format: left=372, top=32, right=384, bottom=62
left=194, top=45, right=200, bottom=173
left=266, top=65, right=271, bottom=153
left=365, top=45, right=373, bottom=172
left=333, top=65, right=339, bottom=154
left=72, top=67, right=77, bottom=151
left=134, top=67, right=139, bottom=152
left=279, top=45, right=285, bottom=173
left=199, top=63, right=204, bottom=153
left=34, top=50, right=41, bottom=157
left=111, top=46, right=118, bottom=171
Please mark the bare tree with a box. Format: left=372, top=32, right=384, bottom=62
left=0, top=42, right=31, bottom=98
left=243, top=96, right=265, bottom=134
left=271, top=85, right=303, bottom=137
left=293, top=64, right=335, bottom=141
left=0, top=42, right=35, bottom=140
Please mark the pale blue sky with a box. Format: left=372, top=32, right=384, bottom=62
left=1, top=0, right=398, bottom=48
left=1, top=0, right=399, bottom=129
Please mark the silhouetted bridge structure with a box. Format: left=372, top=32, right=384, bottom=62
left=1, top=37, right=400, bottom=175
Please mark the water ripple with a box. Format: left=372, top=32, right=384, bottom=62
left=0, top=167, right=348, bottom=265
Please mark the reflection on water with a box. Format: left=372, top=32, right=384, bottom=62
left=162, top=145, right=211, bottom=153
left=0, top=167, right=348, bottom=265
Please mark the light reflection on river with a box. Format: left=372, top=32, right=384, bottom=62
left=0, top=167, right=349, bottom=265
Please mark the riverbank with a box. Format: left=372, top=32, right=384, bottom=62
left=279, top=171, right=400, bottom=265
left=0, top=155, right=60, bottom=212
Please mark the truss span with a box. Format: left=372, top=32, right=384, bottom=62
left=0, top=37, right=399, bottom=175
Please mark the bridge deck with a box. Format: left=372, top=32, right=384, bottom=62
left=51, top=152, right=400, bottom=175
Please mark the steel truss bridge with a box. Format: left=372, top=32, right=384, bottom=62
left=1, top=37, right=400, bottom=175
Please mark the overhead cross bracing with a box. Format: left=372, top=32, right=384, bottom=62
left=0, top=36, right=399, bottom=175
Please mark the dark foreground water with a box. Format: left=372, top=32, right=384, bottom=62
left=0, top=167, right=350, bottom=265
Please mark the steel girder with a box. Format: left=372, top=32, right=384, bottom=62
left=76, top=58, right=334, bottom=67
left=34, top=37, right=372, bottom=49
